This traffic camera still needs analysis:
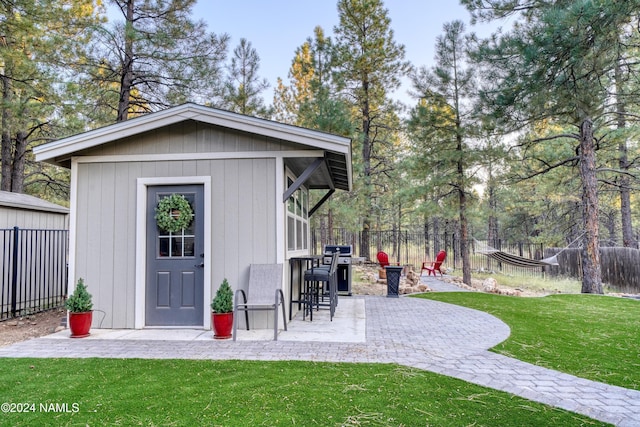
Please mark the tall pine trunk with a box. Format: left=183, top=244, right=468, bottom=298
left=10, top=131, right=27, bottom=193
left=487, top=174, right=498, bottom=271
left=423, top=218, right=430, bottom=259
left=453, top=69, right=471, bottom=285
left=433, top=217, right=440, bottom=253
left=579, top=119, right=602, bottom=294
left=619, top=140, right=634, bottom=247
left=117, top=0, right=135, bottom=122
left=359, top=77, right=372, bottom=261
left=456, top=133, right=471, bottom=285
left=1, top=131, right=11, bottom=192
left=615, top=44, right=635, bottom=248
left=1, top=74, right=12, bottom=192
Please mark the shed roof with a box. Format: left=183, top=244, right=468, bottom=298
left=0, top=190, right=69, bottom=214
left=34, top=103, right=352, bottom=191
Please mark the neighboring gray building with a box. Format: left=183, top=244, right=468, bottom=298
left=0, top=190, right=69, bottom=229
left=34, top=103, right=352, bottom=330
left=0, top=191, right=69, bottom=318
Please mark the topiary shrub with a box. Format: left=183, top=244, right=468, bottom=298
left=211, top=278, right=233, bottom=313
left=65, top=278, right=93, bottom=313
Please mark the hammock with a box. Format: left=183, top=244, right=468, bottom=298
left=474, top=233, right=584, bottom=269
left=479, top=248, right=559, bottom=268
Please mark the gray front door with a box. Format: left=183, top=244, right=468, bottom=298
left=146, top=185, right=204, bottom=326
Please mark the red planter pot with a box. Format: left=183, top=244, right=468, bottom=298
left=212, top=312, right=233, bottom=339
left=69, top=311, right=92, bottom=338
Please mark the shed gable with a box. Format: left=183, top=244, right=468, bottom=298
left=74, top=120, right=312, bottom=159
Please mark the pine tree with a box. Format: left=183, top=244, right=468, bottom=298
left=273, top=37, right=315, bottom=125
left=90, top=0, right=229, bottom=122
left=221, top=38, right=270, bottom=117
left=0, top=0, right=100, bottom=194
left=614, top=53, right=636, bottom=248
left=273, top=26, right=351, bottom=133
left=333, top=0, right=410, bottom=260
left=407, top=21, right=478, bottom=285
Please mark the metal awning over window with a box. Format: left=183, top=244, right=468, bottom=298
left=283, top=151, right=350, bottom=217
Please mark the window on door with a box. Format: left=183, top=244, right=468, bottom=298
left=286, top=174, right=309, bottom=253
left=156, top=193, right=196, bottom=258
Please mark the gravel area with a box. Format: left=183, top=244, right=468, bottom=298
left=0, top=308, right=66, bottom=347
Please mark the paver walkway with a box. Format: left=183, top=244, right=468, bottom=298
left=1, top=277, right=638, bottom=426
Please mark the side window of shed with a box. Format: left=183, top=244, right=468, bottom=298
left=286, top=175, right=309, bottom=252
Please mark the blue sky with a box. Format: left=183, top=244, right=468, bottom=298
left=196, top=0, right=502, bottom=106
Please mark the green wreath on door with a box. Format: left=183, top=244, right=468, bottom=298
left=154, top=194, right=193, bottom=233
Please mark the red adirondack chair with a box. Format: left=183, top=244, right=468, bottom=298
left=421, top=250, right=447, bottom=277
left=376, top=251, right=390, bottom=268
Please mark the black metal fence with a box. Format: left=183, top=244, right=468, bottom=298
left=1, top=227, right=68, bottom=320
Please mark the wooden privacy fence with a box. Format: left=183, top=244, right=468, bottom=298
left=545, top=247, right=640, bottom=293
left=1, top=227, right=68, bottom=320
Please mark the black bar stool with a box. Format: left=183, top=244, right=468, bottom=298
left=303, top=251, right=338, bottom=321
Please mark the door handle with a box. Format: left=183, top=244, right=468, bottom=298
left=195, top=262, right=204, bottom=268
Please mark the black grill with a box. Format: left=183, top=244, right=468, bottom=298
left=323, top=245, right=352, bottom=295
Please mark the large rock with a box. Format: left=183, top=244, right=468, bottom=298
left=405, top=269, right=420, bottom=286
left=482, top=277, right=498, bottom=292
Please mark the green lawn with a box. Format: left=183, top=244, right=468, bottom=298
left=0, top=359, right=608, bottom=426
left=415, top=292, right=640, bottom=390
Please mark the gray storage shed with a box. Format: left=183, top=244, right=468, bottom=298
left=34, top=103, right=352, bottom=330
left=1, top=191, right=69, bottom=319
left=0, top=190, right=69, bottom=229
